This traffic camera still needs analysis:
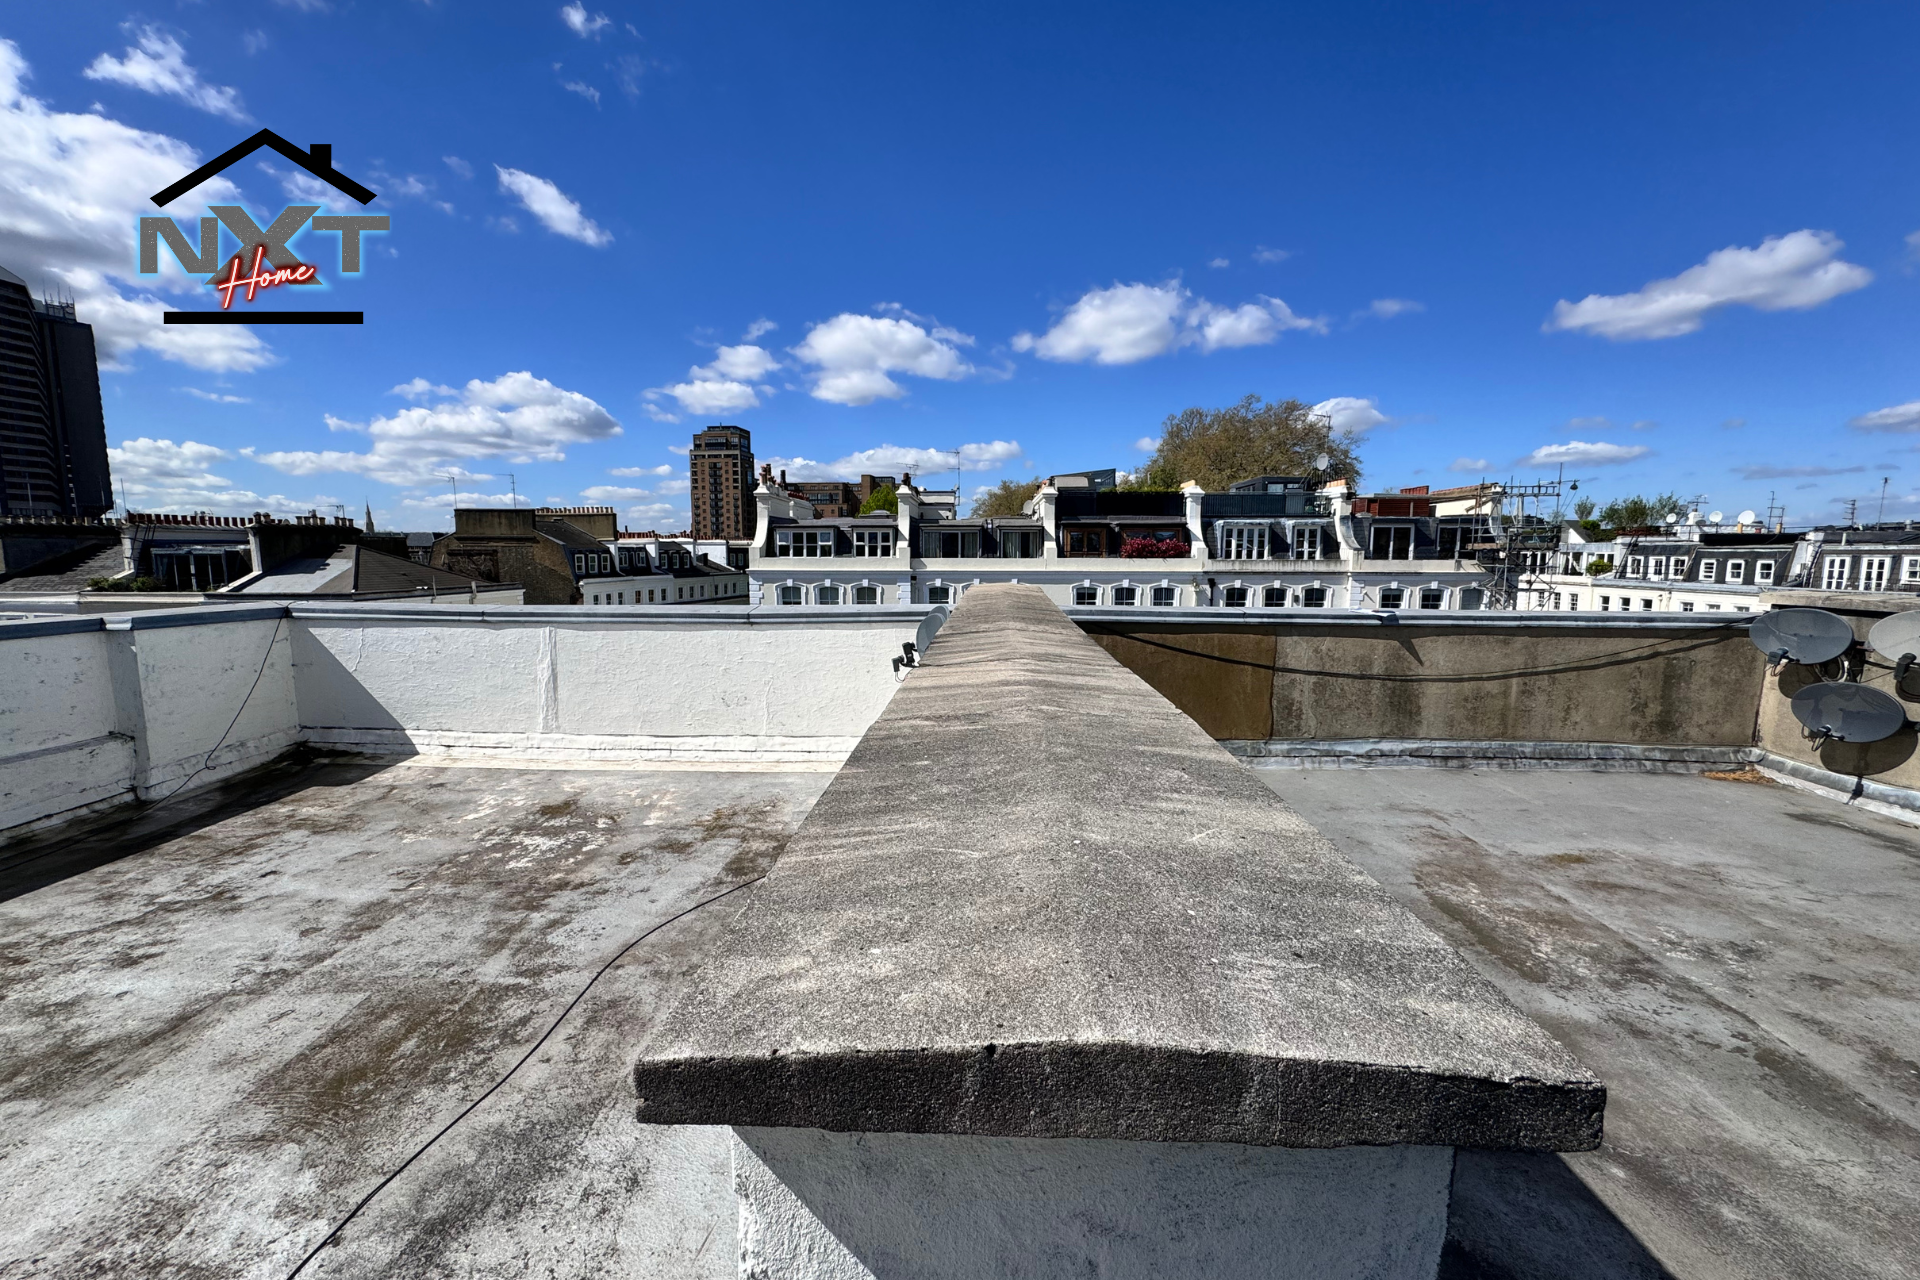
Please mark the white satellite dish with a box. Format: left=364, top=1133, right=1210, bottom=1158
left=1709, top=510, right=1724, bottom=524
left=1665, top=513, right=1679, bottom=524
left=1737, top=509, right=1757, bottom=526
left=1313, top=452, right=1331, bottom=472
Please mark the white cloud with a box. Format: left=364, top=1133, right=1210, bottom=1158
left=560, top=3, right=611, bottom=37
left=1134, top=436, right=1158, bottom=452
left=648, top=343, right=781, bottom=415
left=762, top=440, right=1022, bottom=482
left=667, top=444, right=690, bottom=455
left=791, top=313, right=974, bottom=405
left=1252, top=246, right=1289, bottom=264
left=1013, top=282, right=1321, bottom=366
left=0, top=41, right=270, bottom=372
left=180, top=387, right=249, bottom=403
left=1366, top=298, right=1423, bottom=319
left=108, top=436, right=337, bottom=514
left=83, top=26, right=248, bottom=122
left=242, top=31, right=270, bottom=56
left=443, top=155, right=473, bottom=179
left=274, top=0, right=331, bottom=11
left=1566, top=415, right=1613, bottom=431
left=391, top=377, right=458, bottom=401
left=562, top=80, right=600, bottom=105
left=1448, top=457, right=1491, bottom=473
left=1516, top=440, right=1650, bottom=469
left=581, top=485, right=653, bottom=501
left=1546, top=230, right=1872, bottom=341
left=1312, top=396, right=1389, bottom=436
left=495, top=166, right=611, bottom=247
left=743, top=317, right=777, bottom=340
left=1208, top=258, right=1230, bottom=269
left=251, top=371, right=622, bottom=486
left=610, top=464, right=673, bottom=477
left=257, top=159, right=337, bottom=204
left=654, top=477, right=690, bottom=495
left=1850, top=401, right=1920, bottom=433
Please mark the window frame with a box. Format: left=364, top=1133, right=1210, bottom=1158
left=775, top=529, right=836, bottom=558
left=851, top=528, right=894, bottom=557
left=1150, top=584, right=1178, bottom=607
left=1418, top=587, right=1446, bottom=610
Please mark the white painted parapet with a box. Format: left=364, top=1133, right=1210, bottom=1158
left=0, top=602, right=946, bottom=834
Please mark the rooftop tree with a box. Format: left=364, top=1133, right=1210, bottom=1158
left=1128, top=395, right=1363, bottom=492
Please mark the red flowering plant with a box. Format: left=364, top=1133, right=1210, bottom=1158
left=1120, top=536, right=1190, bottom=558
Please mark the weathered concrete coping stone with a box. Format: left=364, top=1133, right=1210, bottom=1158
left=632, top=583, right=1604, bottom=1148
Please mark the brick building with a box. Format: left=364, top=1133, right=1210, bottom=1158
left=689, top=425, right=756, bottom=540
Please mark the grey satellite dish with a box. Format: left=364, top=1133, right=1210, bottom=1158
left=1708, top=510, right=1724, bottom=525
left=1867, top=611, right=1920, bottom=681
left=1790, top=682, right=1907, bottom=744
left=1313, top=452, right=1331, bottom=472
left=1737, top=509, right=1757, bottom=526
left=1748, top=608, right=1853, bottom=665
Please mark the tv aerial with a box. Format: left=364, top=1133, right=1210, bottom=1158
left=1790, top=682, right=1907, bottom=745
left=1867, top=611, right=1920, bottom=683
left=1737, top=508, right=1757, bottom=527
left=1748, top=608, right=1853, bottom=670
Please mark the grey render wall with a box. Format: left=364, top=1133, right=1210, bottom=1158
left=1075, top=612, right=1765, bottom=746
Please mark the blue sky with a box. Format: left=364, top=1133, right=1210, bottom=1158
left=3, top=0, right=1916, bottom=530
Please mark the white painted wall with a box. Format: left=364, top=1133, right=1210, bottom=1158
left=0, top=625, right=130, bottom=831
left=731, top=1127, right=1453, bottom=1280
left=1, top=602, right=944, bottom=833
left=293, top=605, right=934, bottom=763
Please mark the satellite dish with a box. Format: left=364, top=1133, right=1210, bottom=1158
left=1708, top=510, right=1724, bottom=524
left=1665, top=513, right=1679, bottom=524
left=1313, top=452, right=1331, bottom=472
left=1748, top=608, right=1854, bottom=665
left=1867, top=611, right=1920, bottom=682
left=1790, top=682, right=1907, bottom=743
left=1737, top=509, right=1757, bottom=526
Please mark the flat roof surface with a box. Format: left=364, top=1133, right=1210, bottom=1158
left=0, top=754, right=831, bottom=1279
left=1261, top=766, right=1920, bottom=1280
left=2, top=751, right=1914, bottom=1277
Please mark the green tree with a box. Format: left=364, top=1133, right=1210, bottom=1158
left=1573, top=496, right=1596, bottom=520
left=857, top=485, right=898, bottom=516
left=970, top=478, right=1039, bottom=517
left=1129, top=395, right=1363, bottom=492
left=1596, top=492, right=1687, bottom=530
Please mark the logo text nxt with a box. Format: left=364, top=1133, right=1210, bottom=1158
left=140, top=205, right=388, bottom=308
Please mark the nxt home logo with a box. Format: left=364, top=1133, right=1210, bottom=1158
left=140, top=129, right=387, bottom=326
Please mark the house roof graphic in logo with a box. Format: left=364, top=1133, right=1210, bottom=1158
left=152, top=129, right=378, bottom=207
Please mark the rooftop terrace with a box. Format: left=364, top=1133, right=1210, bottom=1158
left=1, top=586, right=1915, bottom=1277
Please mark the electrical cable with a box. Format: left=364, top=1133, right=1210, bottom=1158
left=1081, top=617, right=1748, bottom=684
left=145, top=615, right=286, bottom=811
left=283, top=871, right=768, bottom=1279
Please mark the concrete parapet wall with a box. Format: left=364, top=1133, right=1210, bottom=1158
left=633, top=584, right=1601, bottom=1277
left=0, top=602, right=944, bottom=835
left=1071, top=609, right=1763, bottom=745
